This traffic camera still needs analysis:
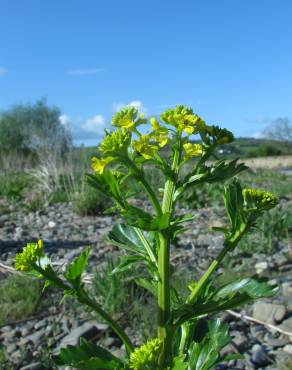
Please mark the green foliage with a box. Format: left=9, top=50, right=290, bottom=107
left=14, top=105, right=280, bottom=369
left=0, top=173, right=31, bottom=201
left=72, top=184, right=111, bottom=216
left=54, top=338, right=125, bottom=369
left=0, top=275, right=41, bottom=325
left=0, top=99, right=71, bottom=154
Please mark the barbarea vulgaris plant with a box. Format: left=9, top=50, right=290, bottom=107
left=15, top=105, right=279, bottom=369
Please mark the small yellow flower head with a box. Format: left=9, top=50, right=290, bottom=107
left=243, top=188, right=279, bottom=211
left=14, top=240, right=44, bottom=271
left=150, top=117, right=160, bottom=131
left=129, top=338, right=162, bottom=370
left=132, top=135, right=158, bottom=159
left=91, top=156, right=114, bottom=174
left=160, top=105, right=205, bottom=135
left=183, top=143, right=203, bottom=160
left=112, top=106, right=138, bottom=130
left=100, top=129, right=131, bottom=155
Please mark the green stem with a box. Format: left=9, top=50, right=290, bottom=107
left=179, top=230, right=245, bottom=353
left=77, top=288, right=134, bottom=355
left=157, top=142, right=181, bottom=367
left=124, top=157, right=162, bottom=216
left=36, top=266, right=134, bottom=355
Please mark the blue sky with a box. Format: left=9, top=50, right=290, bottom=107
left=1, top=0, right=292, bottom=145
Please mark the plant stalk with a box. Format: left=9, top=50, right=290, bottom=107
left=157, top=144, right=181, bottom=366
left=77, top=288, right=135, bottom=355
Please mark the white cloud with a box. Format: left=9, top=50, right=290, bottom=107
left=82, top=115, right=106, bottom=135
left=113, top=100, right=147, bottom=115
left=68, top=68, right=105, bottom=76
left=59, top=114, right=71, bottom=127
left=0, top=67, right=7, bottom=76
left=251, top=131, right=266, bottom=139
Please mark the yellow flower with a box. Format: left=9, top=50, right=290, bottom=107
left=150, top=118, right=169, bottom=147
left=129, top=338, right=162, bottom=370
left=160, top=105, right=205, bottom=135
left=112, top=106, right=138, bottom=130
left=132, top=135, right=158, bottom=159
left=99, top=129, right=131, bottom=154
left=183, top=143, right=203, bottom=160
left=14, top=240, right=44, bottom=271
left=150, top=117, right=160, bottom=131
left=91, top=156, right=114, bottom=174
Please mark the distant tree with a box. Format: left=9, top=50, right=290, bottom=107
left=263, top=118, right=292, bottom=142
left=0, top=100, right=72, bottom=154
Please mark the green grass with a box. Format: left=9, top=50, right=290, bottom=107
left=72, top=185, right=111, bottom=216
left=0, top=173, right=31, bottom=201
left=92, top=258, right=156, bottom=340
left=0, top=275, right=42, bottom=325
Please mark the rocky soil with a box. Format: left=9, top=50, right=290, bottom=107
left=0, top=200, right=291, bottom=369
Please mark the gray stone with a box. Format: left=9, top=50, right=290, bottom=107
left=6, top=343, right=17, bottom=354
left=0, top=214, right=9, bottom=226
left=255, top=261, right=269, bottom=275
left=264, top=333, right=290, bottom=348
left=279, top=317, right=292, bottom=333
left=54, top=321, right=104, bottom=353
left=231, top=332, right=248, bottom=351
left=253, top=301, right=286, bottom=324
left=34, top=318, right=48, bottom=330
left=282, top=281, right=292, bottom=297
left=20, top=329, right=44, bottom=346
left=251, top=344, right=269, bottom=366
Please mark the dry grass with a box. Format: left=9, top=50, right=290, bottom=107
left=242, top=155, right=292, bottom=169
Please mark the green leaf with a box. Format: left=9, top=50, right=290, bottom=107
left=64, top=247, right=91, bottom=283
left=182, top=159, right=248, bottom=190
left=212, top=277, right=278, bottom=301
left=171, top=355, right=188, bottom=369
left=188, top=319, right=231, bottom=370
left=108, top=223, right=155, bottom=257
left=111, top=255, right=146, bottom=274
left=135, top=277, right=158, bottom=296
left=54, top=338, right=125, bottom=369
left=224, top=178, right=245, bottom=233
left=174, top=278, right=278, bottom=325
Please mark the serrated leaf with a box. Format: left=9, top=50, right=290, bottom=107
left=53, top=338, right=124, bottom=369
left=64, top=247, right=90, bottom=283
left=188, top=319, right=231, bottom=370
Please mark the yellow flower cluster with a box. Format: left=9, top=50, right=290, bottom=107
left=100, top=128, right=131, bottom=154
left=14, top=240, right=44, bottom=271
left=91, top=156, right=114, bottom=174
left=160, top=105, right=205, bottom=134
left=129, top=338, right=162, bottom=370
left=150, top=118, right=169, bottom=148
left=112, top=106, right=147, bottom=130
left=132, top=135, right=158, bottom=159
left=243, top=188, right=278, bottom=211
left=183, top=143, right=203, bottom=160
